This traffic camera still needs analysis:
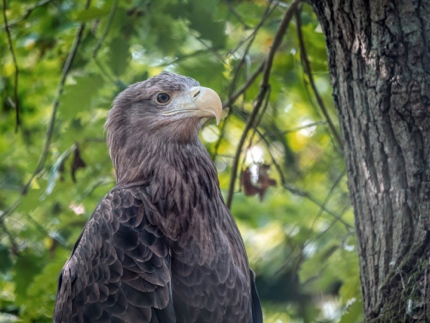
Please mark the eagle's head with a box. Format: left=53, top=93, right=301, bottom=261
left=105, top=72, right=222, bottom=183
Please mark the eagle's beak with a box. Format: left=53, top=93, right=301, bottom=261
left=190, top=86, right=223, bottom=125
left=162, top=86, right=223, bottom=125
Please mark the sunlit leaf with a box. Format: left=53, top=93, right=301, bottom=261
left=60, top=75, right=104, bottom=119
left=74, top=7, right=110, bottom=22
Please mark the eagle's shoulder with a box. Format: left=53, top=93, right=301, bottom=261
left=53, top=187, right=175, bottom=323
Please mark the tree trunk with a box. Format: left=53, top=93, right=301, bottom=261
left=309, top=0, right=430, bottom=321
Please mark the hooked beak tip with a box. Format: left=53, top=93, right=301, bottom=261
left=192, top=86, right=223, bottom=125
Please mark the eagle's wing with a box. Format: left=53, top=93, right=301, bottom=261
left=250, top=269, right=263, bottom=323
left=54, top=187, right=175, bottom=323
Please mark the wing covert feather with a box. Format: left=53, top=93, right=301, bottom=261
left=54, top=188, right=175, bottom=323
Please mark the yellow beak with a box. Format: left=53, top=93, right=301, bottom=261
left=162, top=86, right=223, bottom=125
left=190, top=86, right=223, bottom=125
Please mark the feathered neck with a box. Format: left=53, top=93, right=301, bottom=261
left=111, top=132, right=215, bottom=186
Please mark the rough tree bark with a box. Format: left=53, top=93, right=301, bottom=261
left=308, top=0, right=430, bottom=321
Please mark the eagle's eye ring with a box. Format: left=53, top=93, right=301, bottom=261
left=156, top=93, right=171, bottom=104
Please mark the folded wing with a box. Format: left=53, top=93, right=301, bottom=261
left=54, top=188, right=175, bottom=323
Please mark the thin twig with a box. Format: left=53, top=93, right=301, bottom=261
left=270, top=121, right=327, bottom=135
left=228, top=33, right=256, bottom=96
left=22, top=2, right=90, bottom=193
left=2, top=0, right=20, bottom=132
left=93, top=0, right=118, bottom=84
left=228, top=0, right=277, bottom=92
left=158, top=49, right=212, bottom=67
left=212, top=109, right=231, bottom=160
left=274, top=205, right=352, bottom=277
left=228, top=0, right=279, bottom=57
left=224, top=0, right=249, bottom=29
left=303, top=171, right=347, bottom=240
left=226, top=0, right=302, bottom=209
left=239, top=88, right=271, bottom=174
left=23, top=213, right=71, bottom=250
left=281, top=183, right=351, bottom=228
left=247, top=116, right=352, bottom=229
left=0, top=220, right=19, bottom=255
left=1, top=0, right=53, bottom=29
left=223, top=1, right=277, bottom=122
left=190, top=30, right=225, bottom=63
left=232, top=107, right=327, bottom=137
left=222, top=60, right=265, bottom=109
left=0, top=0, right=91, bottom=222
left=288, top=171, right=347, bottom=277
left=93, top=0, right=118, bottom=56
left=249, top=87, right=271, bottom=143
left=219, top=0, right=275, bottom=154
left=295, top=8, right=342, bottom=148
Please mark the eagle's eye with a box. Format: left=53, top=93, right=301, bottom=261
left=156, top=93, right=171, bottom=104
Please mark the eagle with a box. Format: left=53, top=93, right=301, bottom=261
left=53, top=72, right=263, bottom=323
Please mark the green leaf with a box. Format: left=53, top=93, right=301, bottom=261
left=60, top=74, right=104, bottom=119
left=13, top=251, right=44, bottom=306
left=22, top=250, right=70, bottom=321
left=339, top=300, right=364, bottom=323
left=73, top=7, right=110, bottom=22
left=44, top=145, right=76, bottom=196
left=0, top=244, right=12, bottom=273
left=107, top=37, right=130, bottom=77
left=176, top=0, right=226, bottom=48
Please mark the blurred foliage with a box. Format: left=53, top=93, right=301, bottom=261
left=0, top=0, right=363, bottom=322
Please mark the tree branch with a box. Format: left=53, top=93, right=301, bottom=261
left=212, top=59, right=266, bottom=159
left=287, top=172, right=347, bottom=276
left=190, top=31, right=225, bottom=63
left=222, top=60, right=266, bottom=110
left=274, top=205, right=351, bottom=277
left=158, top=49, right=212, bottom=67
left=0, top=0, right=91, bottom=222
left=239, top=88, right=271, bottom=173
left=223, top=0, right=250, bottom=29
left=228, top=0, right=277, bottom=92
left=23, top=1, right=90, bottom=194
left=211, top=59, right=267, bottom=159
left=93, top=0, right=118, bottom=85
left=295, top=8, right=342, bottom=148
left=246, top=115, right=353, bottom=229
left=0, top=220, right=19, bottom=255
left=215, top=1, right=278, bottom=162
left=23, top=213, right=71, bottom=250
left=2, top=0, right=20, bottom=132
left=1, top=0, right=53, bottom=29
left=226, top=0, right=302, bottom=208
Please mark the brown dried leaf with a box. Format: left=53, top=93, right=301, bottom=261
left=241, top=167, right=259, bottom=196
left=257, top=164, right=276, bottom=201
left=240, top=164, right=276, bottom=201
left=71, top=146, right=86, bottom=183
